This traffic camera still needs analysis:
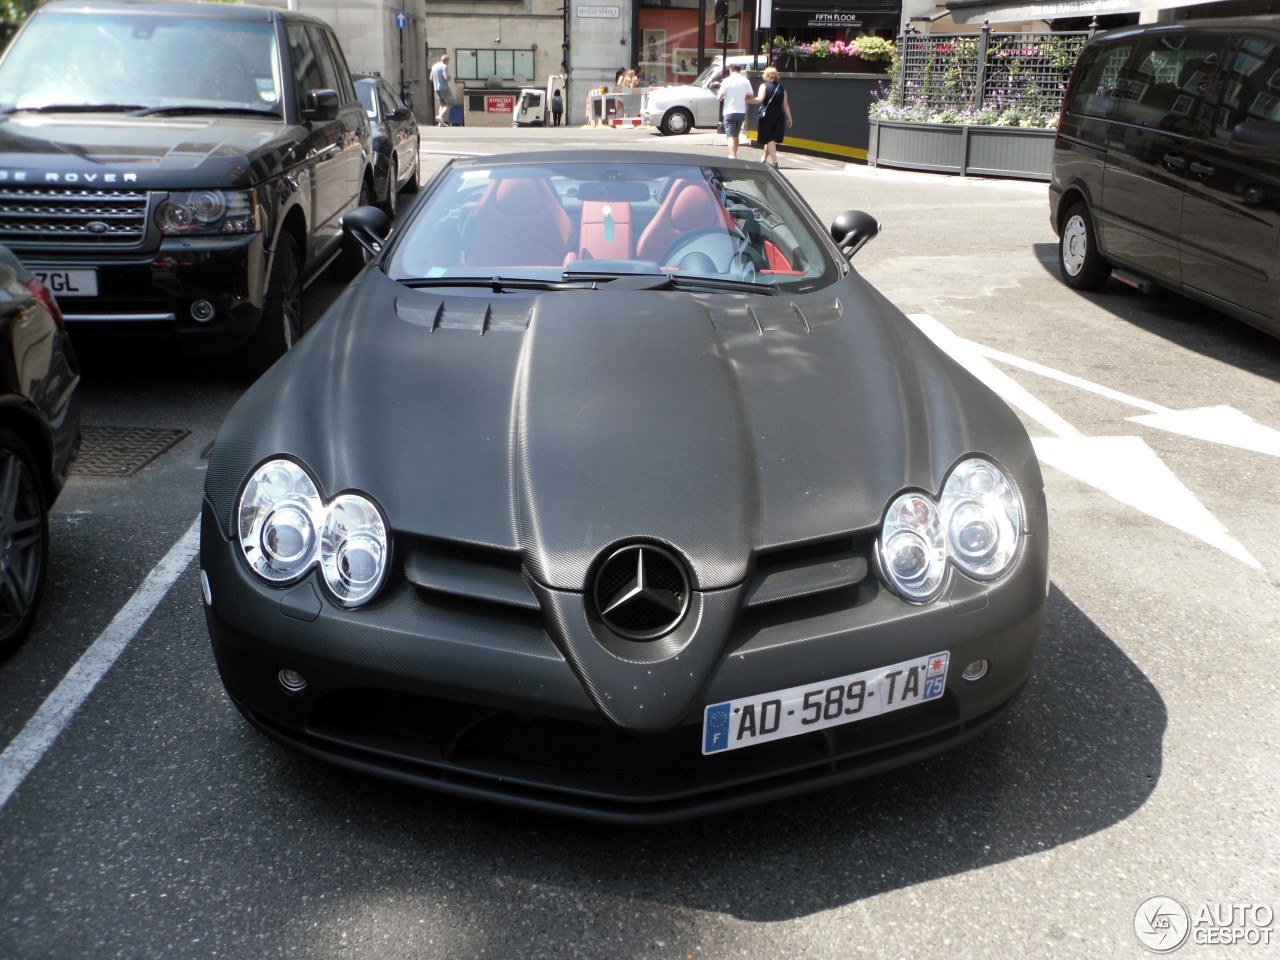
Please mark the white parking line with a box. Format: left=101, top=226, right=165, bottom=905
left=0, top=516, right=200, bottom=811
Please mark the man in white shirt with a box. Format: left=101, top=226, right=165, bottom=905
left=717, top=63, right=754, bottom=159
left=431, top=54, right=453, bottom=127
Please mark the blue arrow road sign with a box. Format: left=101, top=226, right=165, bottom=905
left=395, top=11, right=408, bottom=28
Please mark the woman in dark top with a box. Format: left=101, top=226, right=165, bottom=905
left=753, top=65, right=793, bottom=169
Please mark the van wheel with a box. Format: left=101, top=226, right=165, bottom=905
left=0, top=427, right=48, bottom=662
left=1059, top=201, right=1111, bottom=291
left=237, top=231, right=302, bottom=376
left=660, top=109, right=693, bottom=136
left=403, top=139, right=420, bottom=193
left=379, top=158, right=398, bottom=217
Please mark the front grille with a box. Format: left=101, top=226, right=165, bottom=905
left=0, top=185, right=150, bottom=245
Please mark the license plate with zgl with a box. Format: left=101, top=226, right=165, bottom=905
left=702, top=652, right=949, bottom=754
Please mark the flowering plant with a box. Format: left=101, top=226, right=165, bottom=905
left=767, top=35, right=895, bottom=68
left=868, top=33, right=1084, bottom=129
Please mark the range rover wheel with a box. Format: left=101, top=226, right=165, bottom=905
left=237, top=231, right=302, bottom=377
left=1059, top=201, right=1111, bottom=291
left=0, top=428, right=48, bottom=662
left=660, top=108, right=693, bottom=136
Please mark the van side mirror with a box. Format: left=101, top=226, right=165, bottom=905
left=303, top=89, right=340, bottom=122
left=830, top=210, right=880, bottom=259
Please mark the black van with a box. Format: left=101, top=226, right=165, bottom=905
left=0, top=1, right=374, bottom=372
left=1050, top=17, right=1280, bottom=340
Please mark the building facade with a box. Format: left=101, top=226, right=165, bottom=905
left=281, top=0, right=1272, bottom=127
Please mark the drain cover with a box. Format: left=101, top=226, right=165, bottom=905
left=73, top=426, right=191, bottom=477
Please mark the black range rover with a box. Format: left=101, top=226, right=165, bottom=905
left=0, top=0, right=375, bottom=372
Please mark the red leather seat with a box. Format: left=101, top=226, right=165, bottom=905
left=634, top=179, right=730, bottom=264
left=469, top=178, right=575, bottom=267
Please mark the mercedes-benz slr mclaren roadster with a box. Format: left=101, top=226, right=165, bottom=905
left=201, top=151, right=1049, bottom=823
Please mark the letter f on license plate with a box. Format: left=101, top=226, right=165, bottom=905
left=702, top=652, right=949, bottom=754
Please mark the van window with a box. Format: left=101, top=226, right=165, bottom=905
left=1064, top=42, right=1136, bottom=119
left=1206, top=35, right=1280, bottom=142
left=1111, top=33, right=1225, bottom=133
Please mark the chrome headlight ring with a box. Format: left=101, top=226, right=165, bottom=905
left=236, top=458, right=390, bottom=607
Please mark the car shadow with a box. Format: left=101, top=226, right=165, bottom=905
left=282, top=582, right=1165, bottom=926
left=1032, top=242, right=1280, bottom=383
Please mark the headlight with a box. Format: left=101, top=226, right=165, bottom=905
left=878, top=457, right=1023, bottom=603
left=941, top=458, right=1022, bottom=579
left=157, top=189, right=259, bottom=235
left=880, top=493, right=946, bottom=602
left=237, top=458, right=390, bottom=607
left=320, top=494, right=389, bottom=606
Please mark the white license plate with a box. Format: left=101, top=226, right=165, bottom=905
left=702, top=651, right=950, bottom=754
left=31, top=268, right=98, bottom=297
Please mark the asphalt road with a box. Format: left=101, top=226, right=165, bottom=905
left=1, top=124, right=1277, bottom=960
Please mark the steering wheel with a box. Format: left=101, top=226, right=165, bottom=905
left=660, top=227, right=738, bottom=274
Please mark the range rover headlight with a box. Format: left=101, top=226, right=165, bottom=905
left=158, top=189, right=259, bottom=235
left=879, top=493, right=946, bottom=603
left=236, top=458, right=389, bottom=607
left=940, top=458, right=1022, bottom=580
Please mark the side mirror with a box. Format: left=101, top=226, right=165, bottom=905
left=342, top=205, right=392, bottom=257
left=303, top=88, right=340, bottom=122
left=1231, top=120, right=1280, bottom=151
left=830, top=210, right=880, bottom=259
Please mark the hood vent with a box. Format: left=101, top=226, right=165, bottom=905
left=707, top=298, right=843, bottom=335
left=396, top=295, right=533, bottom=334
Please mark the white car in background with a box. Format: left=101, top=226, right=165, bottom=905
left=642, top=55, right=761, bottom=135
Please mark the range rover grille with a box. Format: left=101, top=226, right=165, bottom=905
left=0, top=186, right=149, bottom=245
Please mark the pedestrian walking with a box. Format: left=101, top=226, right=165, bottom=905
left=551, top=88, right=563, bottom=127
left=717, top=62, right=753, bottom=160
left=431, top=53, right=454, bottom=127
left=753, top=65, right=793, bottom=169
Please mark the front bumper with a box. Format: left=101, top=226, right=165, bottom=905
left=22, top=232, right=267, bottom=353
left=202, top=492, right=1049, bottom=824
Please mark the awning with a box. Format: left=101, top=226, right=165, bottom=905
left=945, top=0, right=1230, bottom=24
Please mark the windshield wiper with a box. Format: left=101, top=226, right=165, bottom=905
left=399, top=276, right=573, bottom=292
left=5, top=103, right=148, bottom=114
left=131, top=105, right=278, bottom=118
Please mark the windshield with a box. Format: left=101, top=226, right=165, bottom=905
left=693, top=65, right=723, bottom=88
left=0, top=11, right=282, bottom=115
left=386, top=160, right=840, bottom=294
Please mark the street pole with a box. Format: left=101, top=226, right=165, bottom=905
left=715, top=0, right=727, bottom=133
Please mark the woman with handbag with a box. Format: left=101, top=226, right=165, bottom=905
left=753, top=66, right=793, bottom=169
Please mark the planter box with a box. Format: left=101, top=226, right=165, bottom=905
left=783, top=56, right=890, bottom=74
left=867, top=118, right=1055, bottom=181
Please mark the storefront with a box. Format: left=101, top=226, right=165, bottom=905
left=636, top=0, right=757, bottom=85
left=769, top=0, right=901, bottom=40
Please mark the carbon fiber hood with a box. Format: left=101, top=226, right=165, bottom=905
left=205, top=267, right=1038, bottom=593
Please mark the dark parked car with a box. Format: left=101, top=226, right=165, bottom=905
left=1051, top=16, right=1280, bottom=340
left=0, top=0, right=375, bottom=373
left=201, top=151, right=1049, bottom=823
left=354, top=75, right=421, bottom=217
left=0, top=244, right=80, bottom=660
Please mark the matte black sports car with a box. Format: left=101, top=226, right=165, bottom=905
left=354, top=74, right=421, bottom=218
left=201, top=151, right=1048, bottom=823
left=0, top=243, right=81, bottom=661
